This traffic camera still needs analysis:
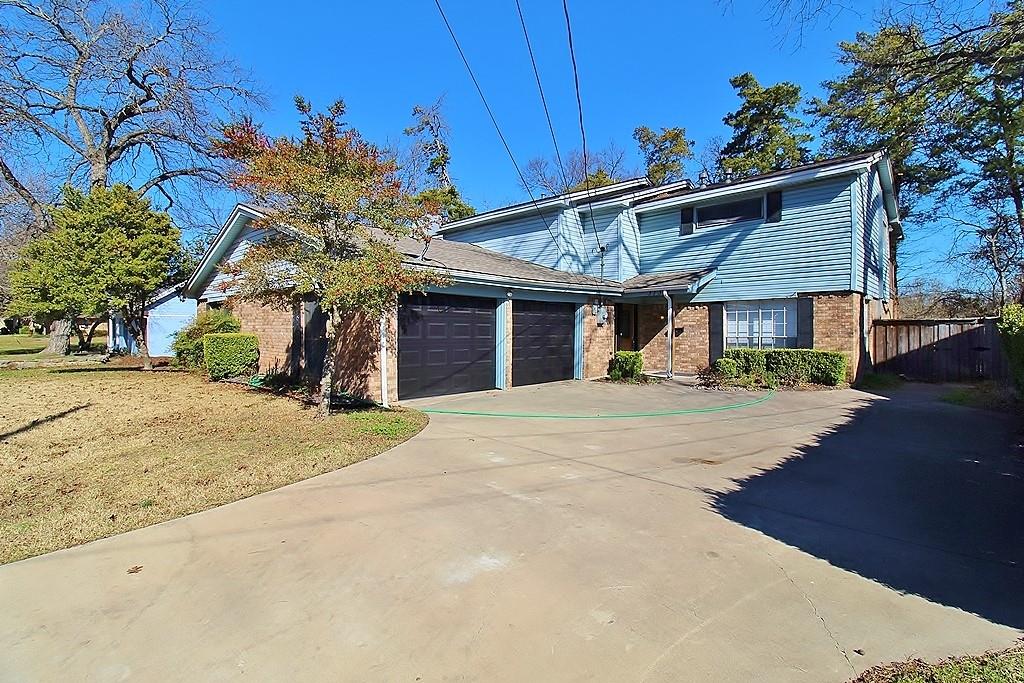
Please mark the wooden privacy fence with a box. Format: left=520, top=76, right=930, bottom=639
left=871, top=318, right=1009, bottom=382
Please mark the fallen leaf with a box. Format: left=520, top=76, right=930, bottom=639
left=127, top=565, right=143, bottom=574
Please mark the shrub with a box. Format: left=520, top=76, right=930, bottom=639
left=18, top=325, right=31, bottom=335
left=764, top=348, right=847, bottom=386
left=609, top=350, right=644, bottom=382
left=203, top=333, right=259, bottom=380
left=172, top=309, right=241, bottom=369
left=724, top=348, right=767, bottom=377
left=998, top=303, right=1024, bottom=392
left=713, top=357, right=738, bottom=377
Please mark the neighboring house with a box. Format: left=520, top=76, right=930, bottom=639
left=182, top=151, right=900, bottom=403
left=108, top=285, right=194, bottom=357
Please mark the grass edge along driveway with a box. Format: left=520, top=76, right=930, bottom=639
left=0, top=367, right=427, bottom=564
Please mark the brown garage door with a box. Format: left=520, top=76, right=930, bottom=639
left=512, top=300, right=575, bottom=387
left=398, top=293, right=496, bottom=399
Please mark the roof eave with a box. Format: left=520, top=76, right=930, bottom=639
left=403, top=261, right=623, bottom=296
left=182, top=204, right=267, bottom=298
left=633, top=154, right=883, bottom=215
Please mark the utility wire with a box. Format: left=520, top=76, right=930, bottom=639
left=513, top=0, right=570, bottom=196
left=561, top=0, right=605, bottom=277
left=432, top=0, right=571, bottom=270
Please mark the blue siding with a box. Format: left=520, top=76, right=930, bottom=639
left=573, top=304, right=584, bottom=379
left=862, top=169, right=889, bottom=299
left=619, top=209, right=641, bottom=280
left=199, top=218, right=274, bottom=301
left=444, top=210, right=565, bottom=270
left=558, top=208, right=586, bottom=273
left=111, top=291, right=195, bottom=356
left=496, top=298, right=509, bottom=389
left=637, top=178, right=854, bottom=302
left=580, top=207, right=621, bottom=279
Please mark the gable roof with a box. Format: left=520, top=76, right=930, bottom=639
left=182, top=203, right=624, bottom=299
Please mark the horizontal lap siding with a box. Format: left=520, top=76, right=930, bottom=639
left=637, top=178, right=854, bottom=302
left=581, top=207, right=621, bottom=280
left=200, top=220, right=274, bottom=300
left=444, top=211, right=563, bottom=270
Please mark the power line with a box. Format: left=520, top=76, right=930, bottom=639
left=560, top=0, right=605, bottom=277
left=513, top=0, right=570, bottom=195
left=432, top=0, right=570, bottom=269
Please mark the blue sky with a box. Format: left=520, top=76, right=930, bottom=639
left=204, top=0, right=947, bottom=281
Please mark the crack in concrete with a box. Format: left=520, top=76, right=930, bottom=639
left=767, top=550, right=856, bottom=676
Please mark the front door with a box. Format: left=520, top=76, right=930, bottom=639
left=615, top=303, right=638, bottom=352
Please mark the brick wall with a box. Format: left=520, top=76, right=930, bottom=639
left=229, top=299, right=297, bottom=375
left=810, top=292, right=867, bottom=380
left=503, top=301, right=513, bottom=388
left=636, top=301, right=710, bottom=375
left=582, top=299, right=616, bottom=378
left=331, top=308, right=396, bottom=405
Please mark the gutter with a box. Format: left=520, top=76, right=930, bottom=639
left=876, top=155, right=903, bottom=239
left=633, top=153, right=883, bottom=215
left=403, top=262, right=624, bottom=296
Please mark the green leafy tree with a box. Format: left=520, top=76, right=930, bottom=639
left=215, top=97, right=450, bottom=414
left=810, top=26, right=960, bottom=218
left=633, top=126, right=694, bottom=185
left=6, top=185, right=181, bottom=367
left=720, top=72, right=813, bottom=177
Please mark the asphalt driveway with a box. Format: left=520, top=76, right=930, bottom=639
left=1, top=381, right=1022, bottom=681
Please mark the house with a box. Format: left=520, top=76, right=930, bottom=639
left=108, top=284, right=194, bottom=357
left=182, top=151, right=899, bottom=403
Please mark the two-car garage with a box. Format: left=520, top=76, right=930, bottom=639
left=396, top=293, right=578, bottom=399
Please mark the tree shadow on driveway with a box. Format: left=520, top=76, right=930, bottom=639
left=706, top=390, right=1024, bottom=629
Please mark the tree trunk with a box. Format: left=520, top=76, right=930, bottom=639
left=122, top=311, right=152, bottom=370
left=317, top=308, right=341, bottom=418
left=44, top=317, right=73, bottom=355
left=81, top=319, right=102, bottom=351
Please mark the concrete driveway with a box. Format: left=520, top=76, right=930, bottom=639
left=1, top=381, right=1022, bottom=682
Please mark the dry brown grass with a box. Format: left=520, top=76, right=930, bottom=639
left=0, top=367, right=427, bottom=564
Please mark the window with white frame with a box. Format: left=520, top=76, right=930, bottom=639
left=725, top=300, right=798, bottom=349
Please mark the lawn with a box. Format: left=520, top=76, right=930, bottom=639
left=0, top=367, right=427, bottom=564
left=851, top=645, right=1024, bottom=682
left=0, top=334, right=47, bottom=358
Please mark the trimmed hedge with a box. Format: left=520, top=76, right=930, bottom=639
left=713, top=357, right=738, bottom=378
left=723, top=347, right=847, bottom=386
left=609, top=350, right=643, bottom=381
left=203, top=333, right=259, bottom=380
left=723, top=348, right=767, bottom=377
left=172, top=309, right=241, bottom=369
left=997, top=303, right=1024, bottom=392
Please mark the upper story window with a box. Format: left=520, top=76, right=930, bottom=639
left=680, top=191, right=781, bottom=235
left=698, top=197, right=764, bottom=227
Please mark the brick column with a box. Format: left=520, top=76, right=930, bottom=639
left=582, top=299, right=615, bottom=379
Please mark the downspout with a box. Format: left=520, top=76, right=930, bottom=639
left=379, top=312, right=389, bottom=408
left=662, top=291, right=673, bottom=379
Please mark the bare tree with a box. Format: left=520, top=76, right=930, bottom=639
left=0, top=0, right=259, bottom=214
left=522, top=143, right=633, bottom=195
left=0, top=0, right=259, bottom=352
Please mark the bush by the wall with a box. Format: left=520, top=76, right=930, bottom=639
left=609, top=350, right=644, bottom=381
left=713, top=357, right=738, bottom=378
left=724, top=348, right=767, bottom=377
left=18, top=325, right=31, bottom=335
left=203, top=333, right=259, bottom=380
left=997, top=303, right=1024, bottom=392
left=173, top=309, right=241, bottom=369
left=717, top=347, right=847, bottom=387
left=765, top=348, right=847, bottom=386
